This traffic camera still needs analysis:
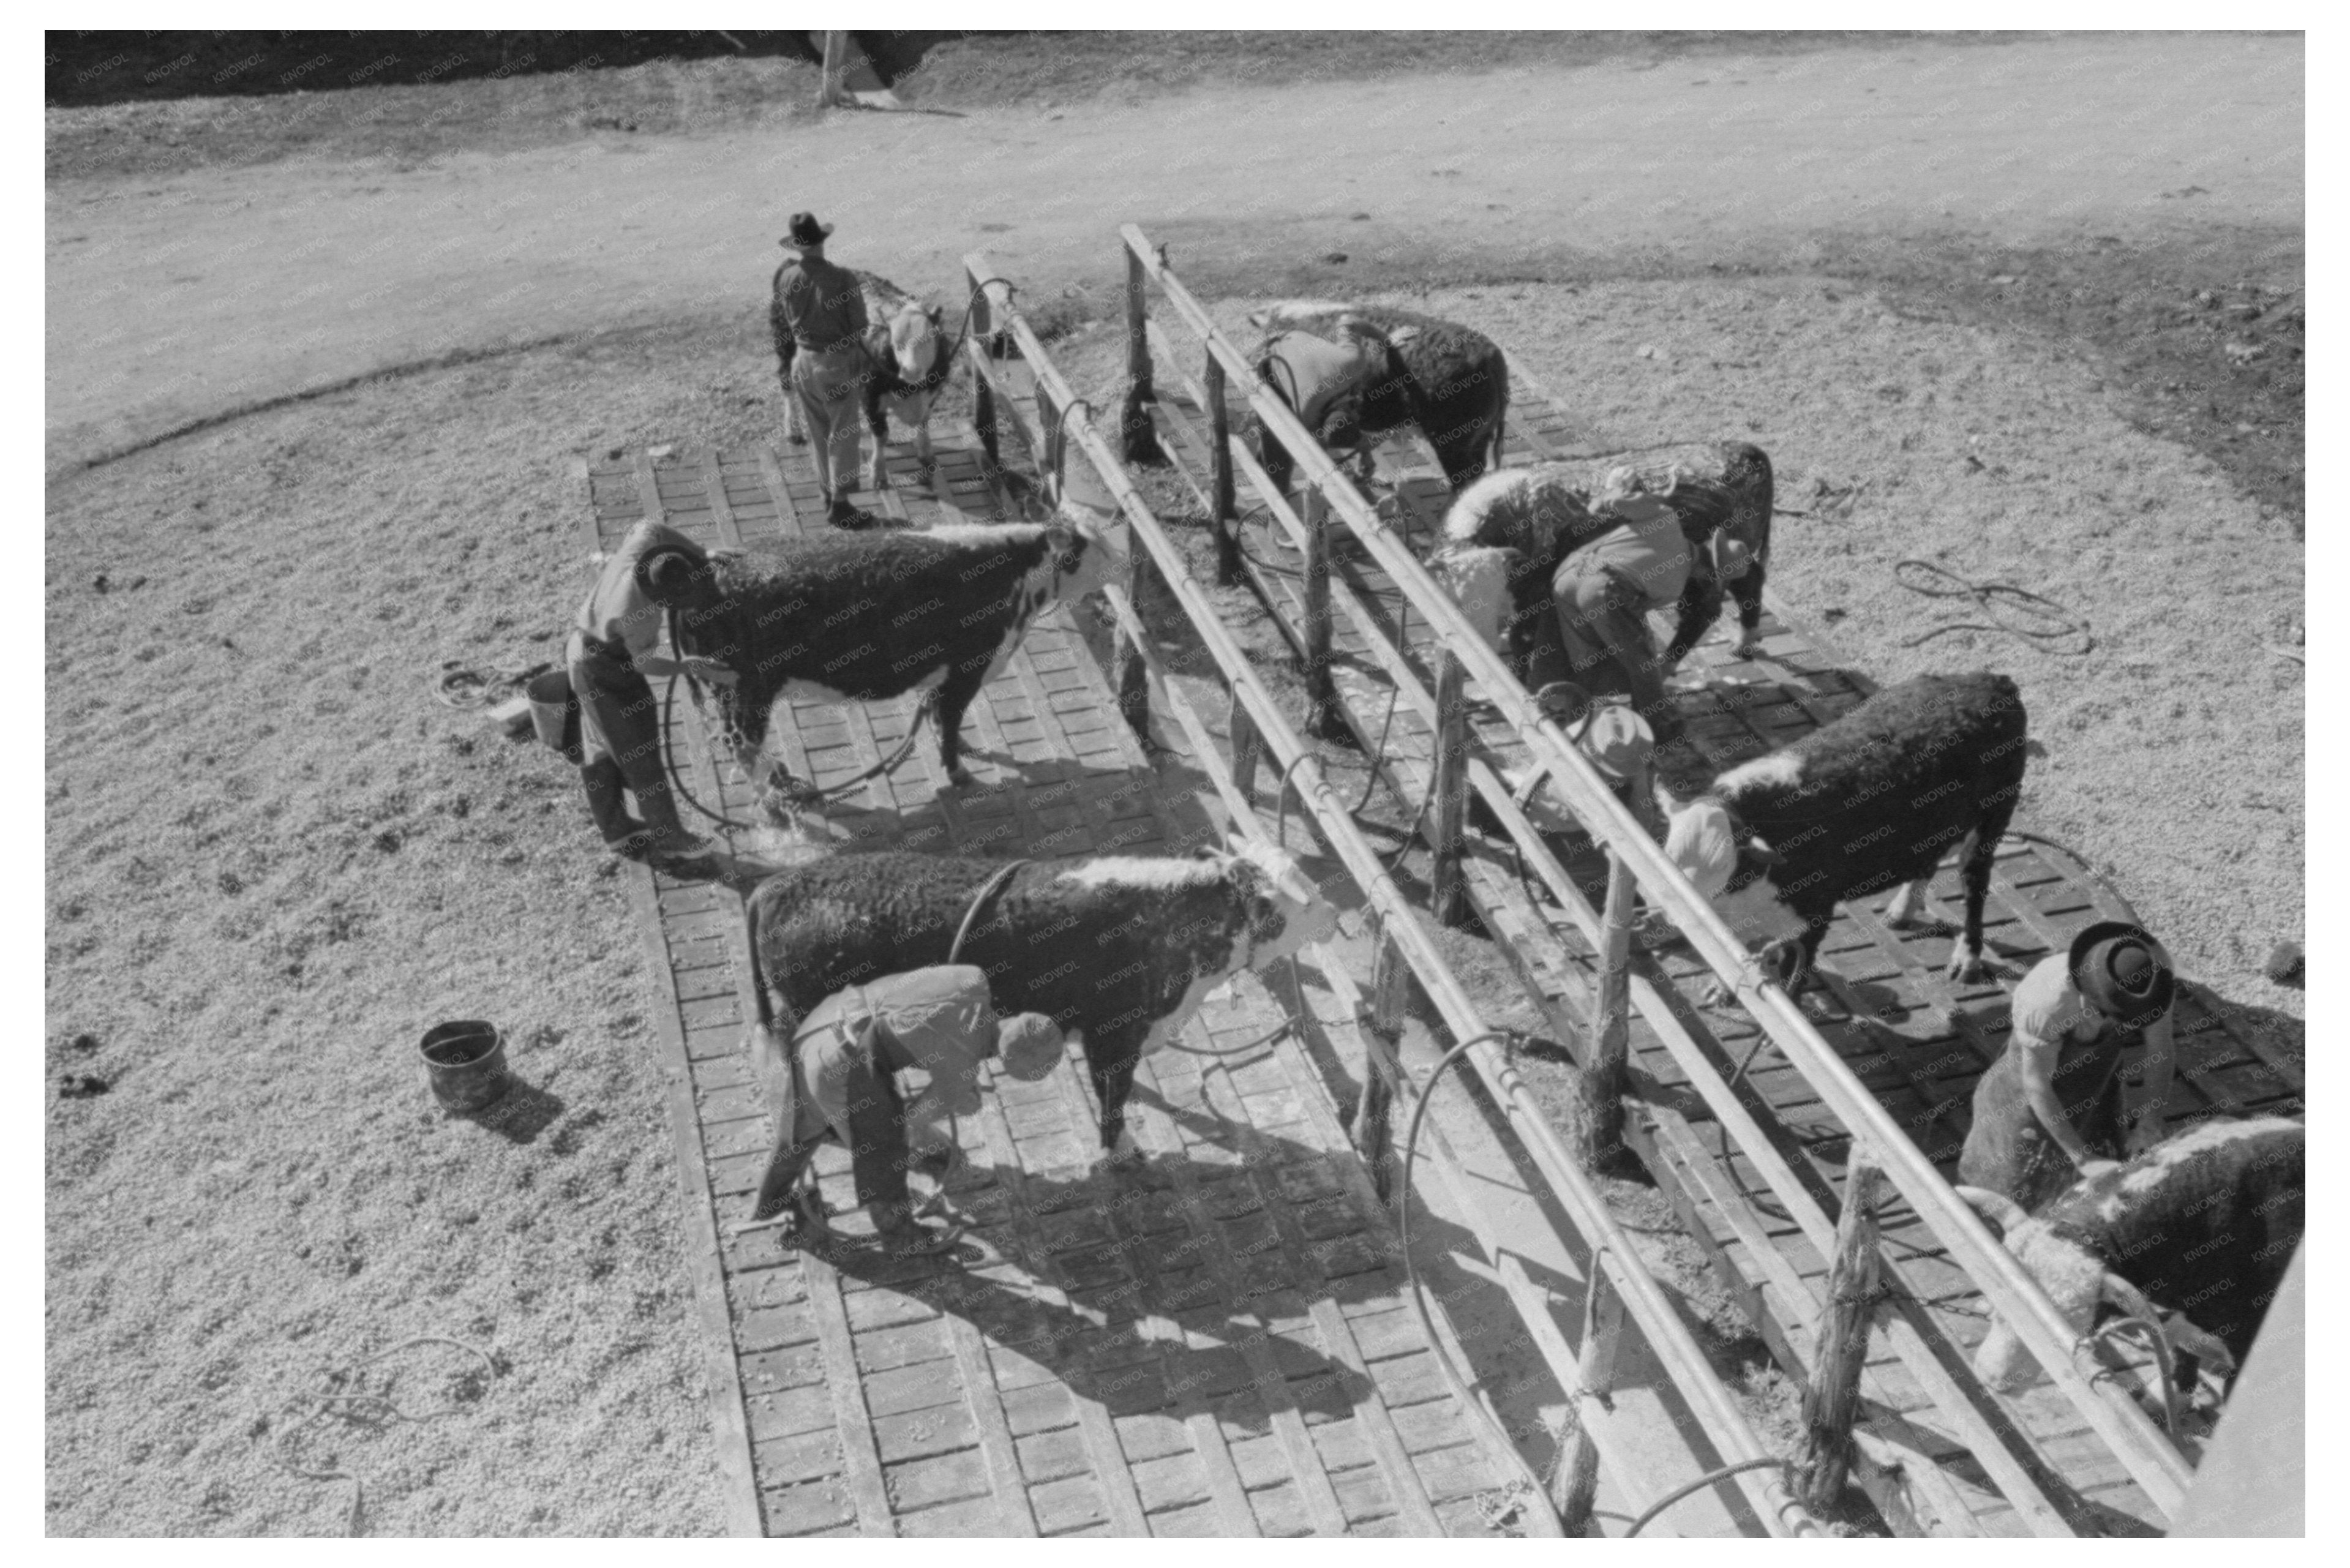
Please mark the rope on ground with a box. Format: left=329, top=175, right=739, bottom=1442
left=271, top=1335, right=499, bottom=1537
left=429, top=661, right=550, bottom=709
left=1892, top=559, right=2093, bottom=656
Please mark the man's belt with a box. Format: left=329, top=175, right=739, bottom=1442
left=574, top=631, right=631, bottom=663
left=797, top=339, right=866, bottom=360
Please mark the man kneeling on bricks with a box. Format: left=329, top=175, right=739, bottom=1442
left=749, top=965, right=1066, bottom=1254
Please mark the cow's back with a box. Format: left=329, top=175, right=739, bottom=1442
left=1724, top=672, right=2027, bottom=907
left=2049, top=1119, right=2303, bottom=1359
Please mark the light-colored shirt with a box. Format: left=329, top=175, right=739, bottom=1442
left=576, top=519, right=701, bottom=659
left=1578, top=495, right=1699, bottom=609
left=775, top=253, right=871, bottom=355
left=1260, top=329, right=1386, bottom=432
left=789, top=966, right=999, bottom=1144
left=2011, top=951, right=2149, bottom=1048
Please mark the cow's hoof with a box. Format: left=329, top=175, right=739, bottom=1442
left=1699, top=980, right=1735, bottom=1009
left=787, top=430, right=809, bottom=446
left=1730, top=637, right=1767, bottom=662
left=1946, top=949, right=1991, bottom=985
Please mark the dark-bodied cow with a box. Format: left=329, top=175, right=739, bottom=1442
left=1657, top=672, right=2032, bottom=995
left=673, top=518, right=1123, bottom=789
left=1246, top=299, right=1509, bottom=494
left=741, top=838, right=1342, bottom=1163
left=772, top=269, right=952, bottom=490
left=1957, top=1116, right=2303, bottom=1401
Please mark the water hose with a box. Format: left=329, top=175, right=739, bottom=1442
left=1396, top=1027, right=1567, bottom=1535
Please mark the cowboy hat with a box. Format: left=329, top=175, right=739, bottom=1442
left=2067, top=920, right=2176, bottom=1031
left=996, top=1013, right=1066, bottom=1082
left=787, top=211, right=835, bottom=247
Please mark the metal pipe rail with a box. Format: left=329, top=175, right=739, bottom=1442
left=961, top=250, right=1822, bottom=1539
left=1116, top=222, right=2191, bottom=1518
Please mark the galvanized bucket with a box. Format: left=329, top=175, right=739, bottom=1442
left=527, top=669, right=574, bottom=754
left=419, top=1021, right=512, bottom=1114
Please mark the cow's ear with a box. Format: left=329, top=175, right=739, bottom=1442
left=1045, top=523, right=1076, bottom=556
left=1386, top=324, right=1422, bottom=348
left=1246, top=309, right=1272, bottom=329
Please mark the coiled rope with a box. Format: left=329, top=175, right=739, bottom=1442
left=1893, top=559, right=2093, bottom=656
left=271, top=1336, right=498, bottom=1537
left=429, top=661, right=550, bottom=709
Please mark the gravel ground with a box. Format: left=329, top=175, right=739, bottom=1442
left=45, top=260, right=2299, bottom=1535
left=43, top=321, right=781, bottom=1536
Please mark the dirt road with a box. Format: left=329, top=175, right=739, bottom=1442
left=47, top=31, right=2300, bottom=469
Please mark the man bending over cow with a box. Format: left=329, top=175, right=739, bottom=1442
left=1547, top=466, right=1749, bottom=749
left=1959, top=920, right=2180, bottom=1211
left=567, top=520, right=740, bottom=877
left=748, top=964, right=1067, bottom=1254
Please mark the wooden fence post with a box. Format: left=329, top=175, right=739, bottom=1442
left=1204, top=351, right=1241, bottom=583
left=1571, top=849, right=1637, bottom=1168
left=1113, top=557, right=1153, bottom=743
left=1354, top=925, right=1406, bottom=1202
left=1121, top=246, right=1165, bottom=466
left=965, top=264, right=1000, bottom=475
left=1798, top=1152, right=1883, bottom=1513
left=1555, top=1272, right=1627, bottom=1534
left=1301, top=486, right=1343, bottom=740
left=1429, top=651, right=1471, bottom=928
left=1226, top=685, right=1261, bottom=807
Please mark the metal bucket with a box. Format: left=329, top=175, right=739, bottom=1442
left=419, top=1021, right=511, bottom=1114
left=527, top=669, right=574, bottom=754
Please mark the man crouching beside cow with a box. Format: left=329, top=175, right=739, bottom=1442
left=739, top=837, right=1340, bottom=1246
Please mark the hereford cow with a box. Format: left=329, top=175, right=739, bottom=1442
left=1657, top=672, right=2032, bottom=997
left=772, top=269, right=952, bottom=491
left=741, top=838, right=1342, bottom=1165
left=1246, top=300, right=1508, bottom=494
left=672, top=519, right=1122, bottom=789
left=1958, top=1117, right=2303, bottom=1402
left=1431, top=443, right=1776, bottom=688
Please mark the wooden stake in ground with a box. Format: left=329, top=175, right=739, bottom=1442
left=1798, top=1152, right=1884, bottom=1511
left=1121, top=246, right=1166, bottom=466
left=1571, top=850, right=1637, bottom=1166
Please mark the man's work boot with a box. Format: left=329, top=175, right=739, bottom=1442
left=632, top=779, right=721, bottom=877
left=582, top=758, right=651, bottom=853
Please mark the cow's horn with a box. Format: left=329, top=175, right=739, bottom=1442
left=1954, top=1184, right=2028, bottom=1240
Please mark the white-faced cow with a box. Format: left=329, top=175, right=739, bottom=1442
left=771, top=269, right=952, bottom=491
left=741, top=838, right=1342, bottom=1165
left=1958, top=1116, right=2303, bottom=1404
left=1246, top=299, right=1509, bottom=494
left=672, top=517, right=1124, bottom=789
left=1656, top=672, right=2032, bottom=996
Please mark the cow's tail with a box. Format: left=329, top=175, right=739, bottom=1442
left=743, top=883, right=778, bottom=1040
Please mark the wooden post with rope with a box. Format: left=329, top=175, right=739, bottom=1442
left=1206, top=350, right=1239, bottom=582
left=1121, top=246, right=1165, bottom=466
left=1301, top=485, right=1342, bottom=740
left=1571, top=849, right=1637, bottom=1168
left=1353, top=923, right=1406, bottom=1202
left=1798, top=1151, right=1884, bottom=1512
left=1428, top=650, right=1471, bottom=928
left=1555, top=1272, right=1627, bottom=1534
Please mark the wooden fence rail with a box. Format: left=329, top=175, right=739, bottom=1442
left=962, top=250, right=1822, bottom=1539
left=1112, top=222, right=2191, bottom=1523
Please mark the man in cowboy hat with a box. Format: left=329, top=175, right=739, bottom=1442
left=1958, top=920, right=2180, bottom=1211
left=566, top=518, right=740, bottom=876
left=772, top=211, right=876, bottom=526
left=747, top=965, right=1067, bottom=1254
